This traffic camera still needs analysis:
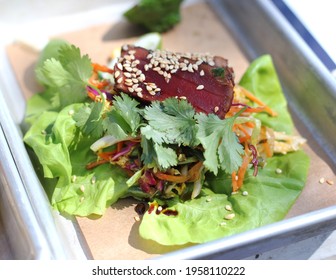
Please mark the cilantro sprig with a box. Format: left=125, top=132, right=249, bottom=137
left=35, top=44, right=92, bottom=110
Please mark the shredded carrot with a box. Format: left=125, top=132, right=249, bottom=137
left=245, top=121, right=255, bottom=128
left=237, top=85, right=277, bottom=117
left=88, top=76, right=109, bottom=89
left=231, top=143, right=251, bottom=192
left=262, top=141, right=273, bottom=158
left=92, top=63, right=114, bottom=74
left=98, top=151, right=116, bottom=161
left=86, top=159, right=109, bottom=170
left=116, top=141, right=123, bottom=153
left=154, top=172, right=189, bottom=183
left=231, top=172, right=238, bottom=192
left=154, top=162, right=203, bottom=183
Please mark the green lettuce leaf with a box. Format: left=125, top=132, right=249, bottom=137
left=24, top=103, right=130, bottom=216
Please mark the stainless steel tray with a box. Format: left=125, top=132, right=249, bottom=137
left=1, top=0, right=336, bottom=259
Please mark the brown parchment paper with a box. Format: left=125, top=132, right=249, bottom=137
left=6, top=2, right=336, bottom=259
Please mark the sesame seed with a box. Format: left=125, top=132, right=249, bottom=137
left=206, top=197, right=212, bottom=202
left=242, top=191, right=249, bottom=196
left=115, top=71, right=120, bottom=78
left=319, top=177, right=325, bottom=184
left=224, top=213, right=235, bottom=220
left=139, top=74, right=146, bottom=82
left=326, top=179, right=334, bottom=185
left=68, top=109, right=74, bottom=116
left=137, top=92, right=143, bottom=98
left=225, top=205, right=232, bottom=211
left=128, top=87, right=134, bottom=93
left=275, top=168, right=282, bottom=174
left=117, top=77, right=123, bottom=84
left=80, top=185, right=85, bottom=192
left=146, top=85, right=153, bottom=91
left=200, top=69, right=205, bottom=76
left=188, top=64, right=194, bottom=72
left=80, top=196, right=85, bottom=203
left=196, top=85, right=204, bottom=90
left=117, top=63, right=123, bottom=71
left=128, top=50, right=136, bottom=55
left=91, top=176, right=96, bottom=184
left=219, top=222, right=227, bottom=227
left=144, top=64, right=149, bottom=71
left=214, top=106, right=219, bottom=112
left=135, top=69, right=142, bottom=76
left=124, top=72, right=132, bottom=78
left=134, top=216, right=140, bottom=222
left=71, top=175, right=77, bottom=183
left=125, top=66, right=133, bottom=72
left=132, top=78, right=139, bottom=83
left=135, top=87, right=142, bottom=93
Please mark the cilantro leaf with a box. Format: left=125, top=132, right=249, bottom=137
left=140, top=135, right=178, bottom=169
left=35, top=44, right=92, bottom=110
left=196, top=113, right=244, bottom=175
left=73, top=102, right=104, bottom=138
left=143, top=98, right=198, bottom=146
left=102, top=93, right=142, bottom=138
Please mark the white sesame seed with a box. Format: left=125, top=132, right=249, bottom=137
left=200, top=69, right=205, bottom=76
left=132, top=78, right=139, bottom=83
left=206, top=197, right=212, bottom=202
left=188, top=64, right=194, bottom=72
left=80, top=196, right=85, bottom=203
left=117, top=63, right=123, bottom=71
left=196, top=85, right=204, bottom=90
left=144, top=64, right=149, bottom=71
left=146, top=85, right=153, bottom=91
left=135, top=87, right=142, bottom=93
left=80, top=185, right=85, bottom=192
left=224, top=213, right=235, bottom=220
left=125, top=66, right=133, bottom=72
left=137, top=92, right=143, bottom=98
left=117, top=77, right=123, bottom=84
left=115, top=71, right=120, bottom=78
left=91, top=176, right=96, bottom=184
left=134, top=216, right=140, bottom=222
left=275, top=168, right=282, bottom=174
left=225, top=205, right=232, bottom=211
left=128, top=87, right=134, bottom=93
left=326, top=179, right=334, bottom=185
left=319, top=177, right=325, bottom=184
left=219, top=222, right=227, bottom=227
left=71, top=175, right=77, bottom=183
left=68, top=109, right=74, bottom=116
left=214, top=106, right=219, bottom=112
left=242, top=191, right=249, bottom=196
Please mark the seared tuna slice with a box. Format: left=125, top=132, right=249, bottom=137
left=113, top=45, right=235, bottom=118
